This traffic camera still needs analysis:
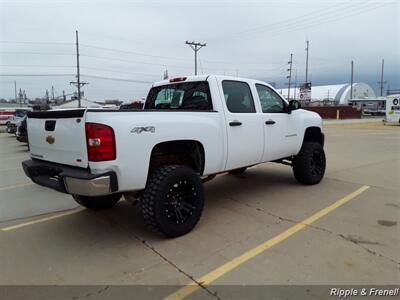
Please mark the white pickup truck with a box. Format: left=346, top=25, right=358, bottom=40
left=23, top=75, right=325, bottom=237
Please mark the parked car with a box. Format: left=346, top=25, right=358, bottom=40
left=16, top=115, right=28, bottom=143
left=0, top=107, right=30, bottom=126
left=6, top=119, right=18, bottom=134
left=120, top=100, right=145, bottom=110
left=22, top=75, right=325, bottom=237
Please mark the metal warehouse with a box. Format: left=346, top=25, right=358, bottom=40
left=279, top=82, right=376, bottom=104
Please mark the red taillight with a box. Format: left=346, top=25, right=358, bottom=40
left=169, top=77, right=187, bottom=83
left=85, top=123, right=116, bottom=161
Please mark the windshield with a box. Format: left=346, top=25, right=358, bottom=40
left=15, top=110, right=28, bottom=118
left=145, top=81, right=213, bottom=110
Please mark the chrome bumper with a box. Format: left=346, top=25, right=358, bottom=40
left=22, top=159, right=118, bottom=197
left=64, top=176, right=111, bottom=196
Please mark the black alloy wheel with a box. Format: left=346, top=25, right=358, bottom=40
left=141, top=164, right=204, bottom=237
left=293, top=142, right=326, bottom=185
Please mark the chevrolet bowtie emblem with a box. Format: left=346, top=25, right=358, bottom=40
left=46, top=135, right=55, bottom=144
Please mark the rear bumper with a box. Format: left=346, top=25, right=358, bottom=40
left=16, top=134, right=27, bottom=143
left=22, top=159, right=118, bottom=196
left=6, top=126, right=16, bottom=134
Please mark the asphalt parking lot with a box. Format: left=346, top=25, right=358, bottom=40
left=0, top=121, right=399, bottom=300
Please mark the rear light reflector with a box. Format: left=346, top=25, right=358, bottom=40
left=85, top=123, right=116, bottom=161
left=169, top=77, right=187, bottom=83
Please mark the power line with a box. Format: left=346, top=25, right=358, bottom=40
left=81, top=66, right=160, bottom=78
left=205, top=2, right=347, bottom=41
left=0, top=41, right=73, bottom=45
left=80, top=53, right=193, bottom=69
left=0, top=74, right=75, bottom=77
left=80, top=74, right=153, bottom=84
left=0, top=64, right=161, bottom=78
left=0, top=64, right=75, bottom=68
left=205, top=2, right=362, bottom=41
left=80, top=43, right=192, bottom=62
left=206, top=1, right=389, bottom=42
left=1, top=51, right=74, bottom=56
left=257, top=2, right=388, bottom=40
left=79, top=42, right=284, bottom=66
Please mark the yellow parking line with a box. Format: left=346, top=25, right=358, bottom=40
left=0, top=182, right=33, bottom=191
left=164, top=185, right=370, bottom=300
left=1, top=208, right=84, bottom=231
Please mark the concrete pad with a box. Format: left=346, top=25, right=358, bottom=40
left=328, top=159, right=400, bottom=190
left=0, top=167, right=30, bottom=188
left=0, top=184, right=78, bottom=222
left=212, top=225, right=398, bottom=286
left=0, top=210, right=188, bottom=285
left=0, top=121, right=399, bottom=295
left=315, top=186, right=400, bottom=263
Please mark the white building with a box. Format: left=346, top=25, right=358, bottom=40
left=279, top=83, right=376, bottom=105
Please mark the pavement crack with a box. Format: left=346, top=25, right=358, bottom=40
left=228, top=196, right=400, bottom=266
left=134, top=237, right=223, bottom=300
left=327, top=158, right=398, bottom=175
left=338, top=234, right=400, bottom=266
left=325, top=177, right=399, bottom=192
left=89, top=212, right=222, bottom=300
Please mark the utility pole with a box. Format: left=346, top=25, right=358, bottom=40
left=163, top=69, right=169, bottom=80
left=51, top=85, right=55, bottom=102
left=305, top=40, right=309, bottom=84
left=70, top=30, right=88, bottom=108
left=378, top=59, right=386, bottom=96
left=185, top=41, right=206, bottom=75
left=14, top=80, right=17, bottom=103
left=62, top=90, right=66, bottom=102
left=18, top=88, right=22, bottom=107
left=287, top=53, right=293, bottom=100
left=45, top=89, right=49, bottom=104
left=294, top=69, right=298, bottom=100
left=350, top=60, right=354, bottom=100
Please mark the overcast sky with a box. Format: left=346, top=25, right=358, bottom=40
left=0, top=0, right=399, bottom=102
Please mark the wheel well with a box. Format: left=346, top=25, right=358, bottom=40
left=303, top=127, right=324, bottom=146
left=149, top=140, right=205, bottom=175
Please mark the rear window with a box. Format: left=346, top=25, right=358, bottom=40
left=145, top=81, right=213, bottom=110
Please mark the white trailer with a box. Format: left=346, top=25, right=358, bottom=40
left=384, top=95, right=400, bottom=124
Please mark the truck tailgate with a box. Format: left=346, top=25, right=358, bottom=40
left=27, top=109, right=88, bottom=168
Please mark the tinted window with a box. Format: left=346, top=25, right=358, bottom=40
left=222, top=81, right=256, bottom=113
left=145, top=81, right=212, bottom=110
left=256, top=84, right=285, bottom=113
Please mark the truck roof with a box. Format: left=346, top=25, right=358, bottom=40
left=153, top=75, right=274, bottom=88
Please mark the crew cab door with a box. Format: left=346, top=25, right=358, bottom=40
left=254, top=84, right=300, bottom=161
left=219, top=80, right=264, bottom=170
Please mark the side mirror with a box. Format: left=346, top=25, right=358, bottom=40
left=288, top=100, right=301, bottom=113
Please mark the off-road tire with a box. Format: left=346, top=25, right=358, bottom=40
left=293, top=142, right=326, bottom=185
left=229, top=167, right=247, bottom=175
left=140, top=164, right=204, bottom=238
left=73, top=193, right=122, bottom=210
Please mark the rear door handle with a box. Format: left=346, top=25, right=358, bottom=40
left=265, top=120, right=276, bottom=125
left=229, top=121, right=242, bottom=126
